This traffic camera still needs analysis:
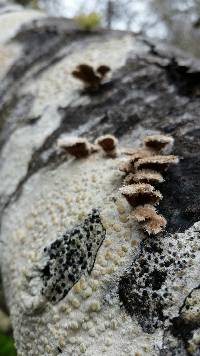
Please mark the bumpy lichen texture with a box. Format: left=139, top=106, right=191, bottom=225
left=1, top=151, right=152, bottom=356
left=1, top=127, right=200, bottom=356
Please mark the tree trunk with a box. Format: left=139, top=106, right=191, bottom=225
left=1, top=6, right=200, bottom=356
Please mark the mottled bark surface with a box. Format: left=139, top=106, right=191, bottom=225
left=0, top=6, right=200, bottom=356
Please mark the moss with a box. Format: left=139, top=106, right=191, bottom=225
left=74, top=12, right=101, bottom=31
left=0, top=331, right=16, bottom=356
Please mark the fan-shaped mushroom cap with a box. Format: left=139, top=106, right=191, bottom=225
left=130, top=204, right=166, bottom=234
left=72, top=64, right=100, bottom=87
left=57, top=137, right=91, bottom=158
left=135, top=155, right=179, bottom=171
left=96, top=65, right=111, bottom=78
left=119, top=149, right=152, bottom=173
left=95, top=134, right=118, bottom=157
left=144, top=134, right=174, bottom=152
left=119, top=160, right=135, bottom=173
left=119, top=183, right=162, bottom=207
left=95, top=134, right=118, bottom=151
left=123, top=170, right=164, bottom=185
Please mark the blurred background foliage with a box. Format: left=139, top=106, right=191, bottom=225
left=0, top=277, right=16, bottom=355
left=13, top=0, right=200, bottom=57
left=1, top=0, right=200, bottom=355
left=0, top=332, right=16, bottom=356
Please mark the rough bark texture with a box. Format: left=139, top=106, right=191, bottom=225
left=0, top=5, right=200, bottom=356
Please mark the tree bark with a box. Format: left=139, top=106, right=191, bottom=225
left=1, top=6, right=200, bottom=356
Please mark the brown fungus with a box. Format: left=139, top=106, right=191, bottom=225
left=130, top=204, right=167, bottom=235
left=72, top=64, right=111, bottom=91
left=96, top=65, right=111, bottom=78
left=144, top=134, right=174, bottom=152
left=119, top=160, right=135, bottom=174
left=135, top=155, right=179, bottom=172
left=119, top=183, right=162, bottom=207
left=121, top=148, right=153, bottom=156
left=119, top=149, right=152, bottom=173
left=123, top=170, right=164, bottom=185
left=57, top=137, right=92, bottom=158
left=95, top=134, right=118, bottom=157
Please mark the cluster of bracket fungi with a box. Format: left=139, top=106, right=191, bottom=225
left=57, top=133, right=179, bottom=235
left=119, top=134, right=179, bottom=235
left=57, top=134, right=118, bottom=158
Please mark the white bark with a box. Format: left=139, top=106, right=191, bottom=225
left=1, top=6, right=200, bottom=356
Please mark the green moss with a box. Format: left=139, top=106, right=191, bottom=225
left=74, top=12, right=101, bottom=31
left=0, top=332, right=16, bottom=356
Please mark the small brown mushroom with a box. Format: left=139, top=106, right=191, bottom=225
left=95, top=134, right=118, bottom=157
left=119, top=183, right=162, bottom=207
left=72, top=64, right=100, bottom=90
left=72, top=64, right=111, bottom=91
left=96, top=65, right=111, bottom=79
left=119, top=160, right=135, bottom=173
left=135, top=155, right=179, bottom=172
left=119, top=149, right=152, bottom=173
left=130, top=204, right=166, bottom=234
left=144, top=134, right=174, bottom=152
left=57, top=137, right=91, bottom=158
left=123, top=170, right=164, bottom=185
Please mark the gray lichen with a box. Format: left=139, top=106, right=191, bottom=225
left=41, top=209, right=106, bottom=303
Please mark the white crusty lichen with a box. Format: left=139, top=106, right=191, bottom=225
left=1, top=150, right=149, bottom=356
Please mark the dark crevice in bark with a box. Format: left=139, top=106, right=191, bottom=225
left=0, top=94, right=36, bottom=150
left=141, top=39, right=200, bottom=96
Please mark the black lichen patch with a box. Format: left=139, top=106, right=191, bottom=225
left=119, top=239, right=170, bottom=333
left=165, top=58, right=200, bottom=97
left=41, top=209, right=106, bottom=304
left=160, top=329, right=188, bottom=356
left=161, top=286, right=200, bottom=355
left=157, top=154, right=200, bottom=234
left=118, top=232, right=199, bottom=333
